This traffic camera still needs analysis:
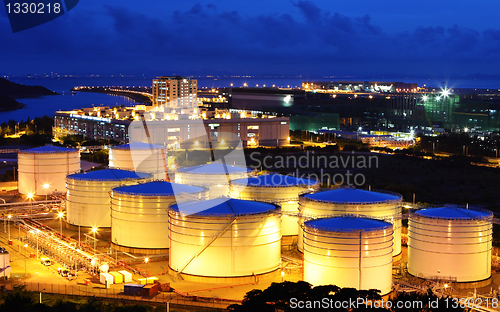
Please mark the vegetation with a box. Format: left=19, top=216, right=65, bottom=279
left=228, top=281, right=462, bottom=311
left=0, top=285, right=178, bottom=312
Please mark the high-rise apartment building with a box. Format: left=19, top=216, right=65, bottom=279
left=152, top=76, right=198, bottom=108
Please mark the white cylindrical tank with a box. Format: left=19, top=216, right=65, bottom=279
left=18, top=145, right=80, bottom=195
left=298, top=187, right=402, bottom=256
left=408, top=206, right=493, bottom=282
left=0, top=248, right=11, bottom=279
left=303, top=216, right=393, bottom=294
left=230, top=174, right=320, bottom=236
left=169, top=198, right=281, bottom=278
left=66, top=169, right=150, bottom=228
left=109, top=142, right=167, bottom=179
left=175, top=163, right=249, bottom=198
left=110, top=181, right=204, bottom=250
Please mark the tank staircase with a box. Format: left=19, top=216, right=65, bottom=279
left=176, top=217, right=239, bottom=280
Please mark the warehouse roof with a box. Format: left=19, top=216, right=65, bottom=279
left=232, top=174, right=318, bottom=187
left=304, top=188, right=401, bottom=204
left=20, top=145, right=78, bottom=154
left=112, top=181, right=203, bottom=196
left=170, top=198, right=277, bottom=216
left=416, top=207, right=492, bottom=220
left=68, top=169, right=149, bottom=181
left=305, top=216, right=392, bottom=232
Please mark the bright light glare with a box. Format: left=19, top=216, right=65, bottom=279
left=145, top=257, right=149, bottom=263
left=422, top=95, right=428, bottom=101
left=91, top=226, right=98, bottom=233
left=42, top=183, right=50, bottom=189
left=27, top=193, right=34, bottom=199
left=58, top=212, right=64, bottom=218
left=441, top=88, right=451, bottom=96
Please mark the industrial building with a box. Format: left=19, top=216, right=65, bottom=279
left=110, top=181, right=205, bottom=253
left=109, top=142, right=168, bottom=179
left=175, top=163, right=249, bottom=198
left=168, top=198, right=282, bottom=281
left=297, top=187, right=403, bottom=257
left=230, top=174, right=320, bottom=236
left=408, top=206, right=493, bottom=283
left=65, top=169, right=150, bottom=229
left=303, top=216, right=393, bottom=294
left=18, top=145, right=80, bottom=195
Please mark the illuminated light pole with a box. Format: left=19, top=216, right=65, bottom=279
left=7, top=215, right=11, bottom=241
left=24, top=244, right=27, bottom=276
left=144, top=257, right=149, bottom=284
left=57, top=211, right=64, bottom=238
left=36, top=229, right=39, bottom=259
left=281, top=270, right=285, bottom=282
left=91, top=227, right=98, bottom=255
left=42, top=183, right=50, bottom=201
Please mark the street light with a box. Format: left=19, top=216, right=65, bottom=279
left=144, top=257, right=149, bottom=284
left=57, top=211, right=64, bottom=237
left=281, top=270, right=285, bottom=282
left=24, top=244, right=27, bottom=276
left=35, top=229, right=40, bottom=259
left=7, top=215, right=11, bottom=241
left=91, top=227, right=98, bottom=255
left=42, top=183, right=50, bottom=201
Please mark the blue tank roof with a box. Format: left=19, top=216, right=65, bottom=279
left=416, top=207, right=492, bottom=220
left=20, top=145, right=78, bottom=154
left=304, top=188, right=401, bottom=204
left=232, top=174, right=318, bottom=187
left=177, top=163, right=249, bottom=174
left=170, top=198, right=277, bottom=216
left=305, top=216, right=392, bottom=232
left=67, top=169, right=149, bottom=181
left=112, top=142, right=164, bottom=150
left=112, top=181, right=203, bottom=196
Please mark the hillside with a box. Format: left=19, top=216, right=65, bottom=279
left=0, top=93, right=24, bottom=111
left=0, top=77, right=58, bottom=98
left=0, top=77, right=58, bottom=111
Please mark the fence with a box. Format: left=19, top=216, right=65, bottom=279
left=1, top=281, right=239, bottom=310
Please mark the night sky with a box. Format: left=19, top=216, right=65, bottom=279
left=2, top=0, right=500, bottom=78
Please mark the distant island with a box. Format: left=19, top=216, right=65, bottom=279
left=0, top=77, right=58, bottom=111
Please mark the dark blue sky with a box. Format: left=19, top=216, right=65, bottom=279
left=2, top=0, right=500, bottom=78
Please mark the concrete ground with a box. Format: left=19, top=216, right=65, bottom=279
left=3, top=215, right=500, bottom=303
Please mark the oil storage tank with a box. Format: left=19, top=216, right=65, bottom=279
left=109, top=142, right=167, bottom=179
left=169, top=198, right=281, bottom=281
left=298, top=187, right=402, bottom=256
left=303, top=216, right=393, bottom=294
left=66, top=169, right=150, bottom=229
left=230, top=174, right=320, bottom=236
left=110, top=181, right=205, bottom=253
left=175, top=163, right=249, bottom=198
left=18, top=145, right=80, bottom=195
left=408, top=206, right=493, bottom=282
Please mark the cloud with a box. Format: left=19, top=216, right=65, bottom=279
left=0, top=2, right=499, bottom=76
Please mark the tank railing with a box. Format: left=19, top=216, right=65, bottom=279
left=176, top=217, right=239, bottom=278
left=409, top=205, right=494, bottom=221
left=235, top=195, right=299, bottom=204
left=67, top=171, right=151, bottom=182
left=299, top=196, right=403, bottom=206
left=300, top=217, right=394, bottom=233
left=232, top=181, right=320, bottom=189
